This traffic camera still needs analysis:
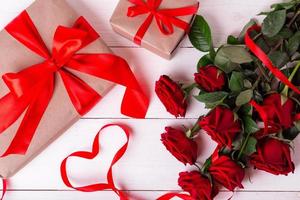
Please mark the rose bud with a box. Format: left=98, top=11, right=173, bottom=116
left=194, top=65, right=226, bottom=92
left=254, top=93, right=294, bottom=134
left=250, top=138, right=294, bottom=175
left=199, top=106, right=241, bottom=147
left=155, top=75, right=187, bottom=117
left=161, top=127, right=198, bottom=165
left=178, top=171, right=218, bottom=200
left=208, top=155, right=245, bottom=191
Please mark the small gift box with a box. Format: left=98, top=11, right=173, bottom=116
left=0, top=0, right=148, bottom=178
left=110, top=0, right=199, bottom=59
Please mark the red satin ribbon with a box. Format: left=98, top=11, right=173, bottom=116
left=60, top=124, right=194, bottom=200
left=127, top=0, right=199, bottom=45
left=0, top=179, right=6, bottom=200
left=0, top=11, right=149, bottom=157
left=250, top=100, right=269, bottom=134
left=245, top=25, right=300, bottom=94
left=157, top=193, right=194, bottom=200
left=60, top=124, right=130, bottom=200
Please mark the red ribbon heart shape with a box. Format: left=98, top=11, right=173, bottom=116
left=60, top=124, right=130, bottom=200
left=59, top=124, right=194, bottom=200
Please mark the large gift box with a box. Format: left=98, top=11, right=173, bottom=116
left=0, top=0, right=148, bottom=178
left=110, top=0, right=199, bottom=59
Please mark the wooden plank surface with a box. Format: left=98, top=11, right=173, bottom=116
left=2, top=191, right=300, bottom=200
left=0, top=0, right=299, bottom=199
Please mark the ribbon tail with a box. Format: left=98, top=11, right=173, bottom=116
left=245, top=25, right=300, bottom=94
left=0, top=93, right=28, bottom=134
left=67, top=54, right=149, bottom=118
left=59, top=69, right=101, bottom=116
left=133, top=14, right=154, bottom=45
left=1, top=76, right=54, bottom=157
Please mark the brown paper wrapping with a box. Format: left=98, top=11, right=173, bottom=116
left=0, top=0, right=115, bottom=178
left=110, top=0, right=198, bottom=59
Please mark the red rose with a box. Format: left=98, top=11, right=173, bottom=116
left=199, top=106, right=241, bottom=147
left=250, top=138, right=294, bottom=175
left=155, top=75, right=187, bottom=117
left=178, top=171, right=218, bottom=200
left=161, top=127, right=198, bottom=165
left=255, top=93, right=294, bottom=134
left=208, top=155, right=245, bottom=191
left=194, top=65, right=226, bottom=92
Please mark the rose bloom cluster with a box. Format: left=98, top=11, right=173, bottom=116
left=155, top=64, right=299, bottom=200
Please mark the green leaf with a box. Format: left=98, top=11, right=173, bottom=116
left=214, top=45, right=253, bottom=73
left=243, top=136, right=257, bottom=156
left=271, top=1, right=298, bottom=10
left=268, top=51, right=289, bottom=68
left=244, top=79, right=252, bottom=88
left=197, top=54, right=213, bottom=71
left=227, top=35, right=240, bottom=45
left=189, top=15, right=213, bottom=52
left=236, top=89, right=253, bottom=106
left=273, top=28, right=293, bottom=39
left=243, top=116, right=259, bottom=134
left=288, top=31, right=300, bottom=55
left=262, top=10, right=286, bottom=37
left=195, top=91, right=228, bottom=108
left=229, top=72, right=244, bottom=92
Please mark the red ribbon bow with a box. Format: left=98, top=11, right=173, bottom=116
left=0, top=11, right=149, bottom=157
left=127, top=0, right=199, bottom=45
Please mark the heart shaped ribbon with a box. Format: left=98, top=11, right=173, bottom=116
left=60, top=123, right=195, bottom=200
left=60, top=124, right=130, bottom=200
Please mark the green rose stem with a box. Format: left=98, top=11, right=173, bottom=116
left=236, top=74, right=261, bottom=160
left=186, top=121, right=201, bottom=138
left=200, top=157, right=212, bottom=174
left=237, top=130, right=252, bottom=160
left=282, top=61, right=300, bottom=96
left=182, top=83, right=198, bottom=98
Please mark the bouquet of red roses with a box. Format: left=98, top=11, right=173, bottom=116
left=156, top=0, right=300, bottom=199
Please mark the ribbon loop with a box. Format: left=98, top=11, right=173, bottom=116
left=127, top=0, right=199, bottom=45
left=51, top=26, right=87, bottom=67
left=5, top=11, right=50, bottom=59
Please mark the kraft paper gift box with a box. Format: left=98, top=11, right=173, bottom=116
left=110, top=0, right=199, bottom=60
left=0, top=0, right=148, bottom=178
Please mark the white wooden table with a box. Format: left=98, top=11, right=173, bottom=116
left=1, top=0, right=300, bottom=199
